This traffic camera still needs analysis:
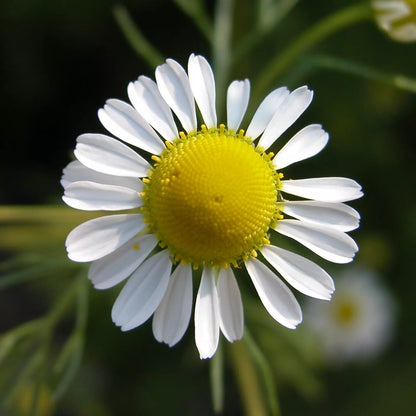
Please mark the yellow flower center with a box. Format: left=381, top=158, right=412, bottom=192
left=334, top=298, right=358, bottom=326
left=141, top=125, right=281, bottom=268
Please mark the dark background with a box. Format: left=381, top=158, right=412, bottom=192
left=1, top=0, right=415, bottom=415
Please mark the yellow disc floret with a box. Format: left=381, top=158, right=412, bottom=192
left=141, top=125, right=281, bottom=268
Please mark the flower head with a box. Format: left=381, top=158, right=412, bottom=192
left=62, top=54, right=362, bottom=359
left=372, top=0, right=416, bottom=42
left=304, top=268, right=396, bottom=365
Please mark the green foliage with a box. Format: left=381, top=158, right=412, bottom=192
left=1, top=0, right=415, bottom=415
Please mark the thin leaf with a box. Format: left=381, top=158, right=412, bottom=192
left=173, top=0, right=213, bottom=41
left=112, top=4, right=164, bottom=68
left=252, top=2, right=372, bottom=102
left=228, top=339, right=269, bottom=416
left=308, top=54, right=416, bottom=94
left=243, top=328, right=281, bottom=416
left=53, top=334, right=83, bottom=401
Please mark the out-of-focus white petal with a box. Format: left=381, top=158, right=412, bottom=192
left=258, top=86, right=314, bottom=149
left=128, top=76, right=178, bottom=140
left=88, top=234, right=158, bottom=289
left=372, top=0, right=416, bottom=42
left=63, top=181, right=140, bottom=211
left=61, top=160, right=142, bottom=191
left=275, top=219, right=359, bottom=264
left=226, top=79, right=250, bottom=131
left=217, top=268, right=244, bottom=342
left=261, top=245, right=335, bottom=300
left=66, top=214, right=145, bottom=262
left=188, top=54, right=217, bottom=128
left=156, top=59, right=197, bottom=132
left=273, top=124, right=329, bottom=169
left=281, top=177, right=363, bottom=202
left=245, top=258, right=302, bottom=329
left=373, top=0, right=410, bottom=18
left=194, top=267, right=220, bottom=359
left=152, top=264, right=193, bottom=347
left=246, top=87, right=289, bottom=139
left=74, top=134, right=150, bottom=178
left=111, top=250, right=172, bottom=331
left=282, top=200, right=360, bottom=231
left=391, top=23, right=416, bottom=41
left=98, top=99, right=165, bottom=154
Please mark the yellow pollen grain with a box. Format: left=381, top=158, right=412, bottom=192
left=132, top=244, right=140, bottom=250
left=141, top=126, right=282, bottom=267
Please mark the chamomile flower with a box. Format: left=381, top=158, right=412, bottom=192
left=62, top=54, right=362, bottom=359
left=305, top=268, right=396, bottom=365
left=372, top=0, right=416, bottom=42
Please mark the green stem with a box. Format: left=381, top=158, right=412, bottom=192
left=112, top=4, right=164, bottom=68
left=52, top=273, right=89, bottom=401
left=307, top=54, right=416, bottom=93
left=213, top=0, right=235, bottom=120
left=173, top=0, right=213, bottom=41
left=243, top=328, right=280, bottom=416
left=0, top=319, right=44, bottom=364
left=0, top=258, right=77, bottom=290
left=0, top=205, right=96, bottom=224
left=45, top=276, right=82, bottom=330
left=229, top=340, right=268, bottom=416
left=29, top=331, right=50, bottom=416
left=234, top=0, right=299, bottom=64
left=75, top=272, right=89, bottom=335
left=0, top=287, right=75, bottom=363
left=253, top=2, right=372, bottom=101
left=210, top=338, right=224, bottom=414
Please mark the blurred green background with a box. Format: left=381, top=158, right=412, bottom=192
left=0, top=0, right=415, bottom=415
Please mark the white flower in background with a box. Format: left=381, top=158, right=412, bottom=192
left=62, top=54, right=363, bottom=359
left=305, top=268, right=396, bottom=365
left=372, top=0, right=416, bottom=42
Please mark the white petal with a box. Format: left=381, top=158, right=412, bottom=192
left=98, top=99, right=165, bottom=154
left=66, top=214, right=145, bottom=262
left=194, top=267, right=220, bottom=359
left=281, top=177, right=363, bottom=202
left=275, top=219, right=359, bottom=264
left=226, top=79, right=250, bottom=131
left=282, top=200, right=360, bottom=231
left=61, top=160, right=142, bottom=191
left=246, top=87, right=289, bottom=139
left=390, top=23, right=416, bottom=42
left=273, top=124, right=328, bottom=169
left=152, top=264, right=193, bottom=347
left=245, top=258, right=302, bottom=329
left=74, top=134, right=151, bottom=177
left=156, top=59, right=197, bottom=132
left=63, top=181, right=140, bottom=211
left=217, top=268, right=244, bottom=342
left=128, top=76, right=178, bottom=140
left=188, top=54, right=217, bottom=128
left=111, top=250, right=172, bottom=331
left=258, top=86, right=314, bottom=149
left=373, top=1, right=410, bottom=19
left=261, top=245, right=334, bottom=300
left=88, top=234, right=158, bottom=289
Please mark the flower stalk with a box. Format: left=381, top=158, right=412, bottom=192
left=253, top=2, right=373, bottom=101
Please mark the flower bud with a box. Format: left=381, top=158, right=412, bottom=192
left=372, top=0, right=416, bottom=42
